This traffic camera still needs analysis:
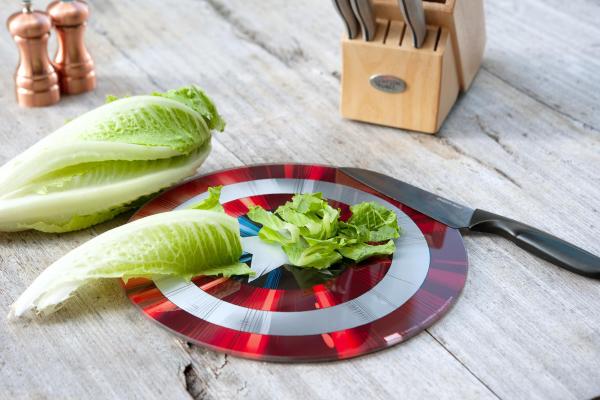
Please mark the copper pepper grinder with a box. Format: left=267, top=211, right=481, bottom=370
left=7, top=0, right=60, bottom=107
left=47, top=0, right=96, bottom=95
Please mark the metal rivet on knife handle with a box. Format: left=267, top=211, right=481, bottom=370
left=350, top=0, right=376, bottom=42
left=332, top=0, right=361, bottom=39
left=397, top=0, right=427, bottom=48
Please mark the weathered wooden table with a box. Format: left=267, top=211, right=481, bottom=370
left=1, top=1, right=599, bottom=399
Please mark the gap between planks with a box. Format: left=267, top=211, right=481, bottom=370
left=481, top=65, right=600, bottom=136
left=426, top=331, right=503, bottom=400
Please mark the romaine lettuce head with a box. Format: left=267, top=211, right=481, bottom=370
left=9, top=209, right=252, bottom=318
left=0, top=85, right=224, bottom=233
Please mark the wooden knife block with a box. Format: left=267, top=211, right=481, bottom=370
left=340, top=0, right=485, bottom=134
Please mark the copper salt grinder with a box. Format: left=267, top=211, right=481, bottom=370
left=7, top=0, right=60, bottom=107
left=47, top=0, right=96, bottom=95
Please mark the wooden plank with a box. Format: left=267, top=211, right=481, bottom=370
left=182, top=333, right=497, bottom=400
left=0, top=0, right=598, bottom=399
left=483, top=0, right=600, bottom=130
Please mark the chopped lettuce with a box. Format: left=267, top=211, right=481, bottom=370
left=0, top=85, right=223, bottom=233
left=340, top=202, right=401, bottom=242
left=247, top=193, right=401, bottom=269
left=247, top=206, right=300, bottom=245
left=283, top=241, right=343, bottom=270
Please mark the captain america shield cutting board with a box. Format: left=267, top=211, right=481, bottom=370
left=124, top=164, right=468, bottom=362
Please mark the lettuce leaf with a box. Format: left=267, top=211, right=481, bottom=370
left=283, top=241, right=343, bottom=270
left=153, top=86, right=225, bottom=132
left=338, top=240, right=397, bottom=263
left=0, top=85, right=223, bottom=233
left=189, top=186, right=225, bottom=213
left=342, top=202, right=401, bottom=242
left=246, top=206, right=300, bottom=245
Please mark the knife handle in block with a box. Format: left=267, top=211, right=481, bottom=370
left=469, top=209, right=600, bottom=278
left=333, top=0, right=361, bottom=39
left=350, top=0, right=377, bottom=41
left=371, top=0, right=486, bottom=91
left=397, top=0, right=427, bottom=48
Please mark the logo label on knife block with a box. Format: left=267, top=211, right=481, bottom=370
left=370, top=75, right=407, bottom=93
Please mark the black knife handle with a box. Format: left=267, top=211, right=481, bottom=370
left=469, top=209, right=600, bottom=278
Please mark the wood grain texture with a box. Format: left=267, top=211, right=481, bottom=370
left=341, top=24, right=458, bottom=133
left=0, top=0, right=599, bottom=399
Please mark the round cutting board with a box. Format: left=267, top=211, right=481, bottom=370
left=124, top=164, right=468, bottom=362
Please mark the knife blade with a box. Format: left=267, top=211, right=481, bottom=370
left=332, top=0, right=361, bottom=39
left=340, top=167, right=600, bottom=278
left=397, top=0, right=427, bottom=48
left=350, top=0, right=376, bottom=42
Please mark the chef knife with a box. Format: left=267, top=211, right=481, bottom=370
left=332, top=0, right=361, bottom=39
left=340, top=167, right=600, bottom=278
left=397, top=0, right=427, bottom=48
left=350, top=0, right=377, bottom=42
